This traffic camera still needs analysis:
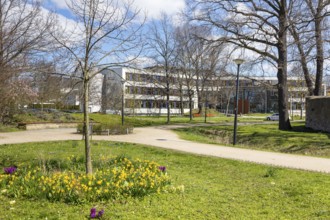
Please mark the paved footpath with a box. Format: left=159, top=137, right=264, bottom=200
left=1, top=126, right=330, bottom=173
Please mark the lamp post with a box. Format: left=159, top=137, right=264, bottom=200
left=233, top=58, right=244, bottom=145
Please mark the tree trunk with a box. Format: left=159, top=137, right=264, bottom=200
left=101, top=73, right=107, bottom=113
left=313, top=9, right=324, bottom=96
left=226, top=92, right=231, bottom=116
left=166, top=79, right=170, bottom=123
left=196, top=79, right=202, bottom=114
left=290, top=26, right=314, bottom=96
left=179, top=85, right=184, bottom=115
left=277, top=0, right=292, bottom=130
left=83, top=78, right=92, bottom=174
left=189, top=94, right=193, bottom=121
left=277, top=61, right=291, bottom=130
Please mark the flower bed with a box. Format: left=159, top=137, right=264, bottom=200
left=0, top=156, right=178, bottom=204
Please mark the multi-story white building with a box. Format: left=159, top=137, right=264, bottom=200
left=102, top=67, right=198, bottom=115
left=100, top=67, right=327, bottom=116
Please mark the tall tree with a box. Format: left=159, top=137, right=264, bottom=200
left=188, top=0, right=292, bottom=130
left=175, top=25, right=198, bottom=120
left=147, top=13, right=177, bottom=124
left=175, top=24, right=222, bottom=119
left=32, top=62, right=63, bottom=110
left=51, top=0, right=144, bottom=174
left=289, top=0, right=330, bottom=96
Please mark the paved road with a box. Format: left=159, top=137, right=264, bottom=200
left=1, top=126, right=330, bottom=173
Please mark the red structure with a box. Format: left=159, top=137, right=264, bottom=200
left=238, top=99, right=249, bottom=114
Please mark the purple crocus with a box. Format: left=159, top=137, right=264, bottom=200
left=98, top=209, right=104, bottom=218
left=90, top=207, right=104, bottom=219
left=158, top=166, right=166, bottom=172
left=90, top=207, right=97, bottom=218
left=4, top=166, right=17, bottom=175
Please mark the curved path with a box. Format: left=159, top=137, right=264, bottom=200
left=1, top=126, right=330, bottom=173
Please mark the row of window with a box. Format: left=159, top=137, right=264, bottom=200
left=126, top=72, right=307, bottom=88
left=125, top=99, right=192, bottom=109
left=125, top=86, right=192, bottom=96
left=125, top=72, right=176, bottom=84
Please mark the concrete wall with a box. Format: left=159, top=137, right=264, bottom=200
left=306, top=96, right=330, bottom=133
left=21, top=123, right=78, bottom=130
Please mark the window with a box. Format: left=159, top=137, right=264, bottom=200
left=146, top=100, right=152, bottom=108
left=126, top=73, right=133, bottom=81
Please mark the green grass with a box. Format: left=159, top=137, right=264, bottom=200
left=1, top=141, right=330, bottom=219
left=175, top=122, right=330, bottom=157
left=12, top=111, right=266, bottom=127
left=78, top=113, right=266, bottom=127
left=11, top=111, right=302, bottom=128
left=0, top=124, right=19, bottom=132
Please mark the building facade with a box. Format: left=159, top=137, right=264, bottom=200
left=101, top=67, right=327, bottom=116
left=102, top=68, right=198, bottom=115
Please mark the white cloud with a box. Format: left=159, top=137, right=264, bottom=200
left=133, top=0, right=185, bottom=20
left=48, top=0, right=186, bottom=22
left=54, top=12, right=83, bottom=39
left=127, top=56, right=157, bottom=68
left=49, top=0, right=186, bottom=18
left=48, top=0, right=68, bottom=9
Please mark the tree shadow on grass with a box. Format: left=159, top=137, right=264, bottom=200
left=291, top=125, right=314, bottom=132
left=290, top=125, right=330, bottom=139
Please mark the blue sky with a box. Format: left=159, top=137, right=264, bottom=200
left=44, top=0, right=186, bottom=22
left=40, top=0, right=279, bottom=75
left=41, top=0, right=187, bottom=68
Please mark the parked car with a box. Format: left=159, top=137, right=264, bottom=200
left=105, top=109, right=121, bottom=115
left=45, top=108, right=60, bottom=113
left=266, top=113, right=279, bottom=121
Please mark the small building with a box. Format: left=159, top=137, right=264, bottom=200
left=306, top=96, right=330, bottom=133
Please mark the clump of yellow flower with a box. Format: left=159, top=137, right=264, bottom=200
left=0, top=156, right=176, bottom=204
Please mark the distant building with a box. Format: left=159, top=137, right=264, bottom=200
left=102, top=67, right=198, bottom=115
left=66, top=67, right=328, bottom=115
left=61, top=72, right=104, bottom=113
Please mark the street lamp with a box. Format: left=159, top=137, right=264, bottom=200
left=233, top=58, right=245, bottom=145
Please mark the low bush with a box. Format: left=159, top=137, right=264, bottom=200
left=77, top=123, right=134, bottom=135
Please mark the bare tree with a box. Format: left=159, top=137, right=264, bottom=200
left=175, top=25, right=202, bottom=120
left=31, top=62, right=64, bottom=110
left=0, top=0, right=53, bottom=122
left=147, top=13, right=177, bottom=124
left=187, top=0, right=292, bottom=130
left=51, top=0, right=144, bottom=174
left=197, top=44, right=223, bottom=115
left=289, top=0, right=330, bottom=96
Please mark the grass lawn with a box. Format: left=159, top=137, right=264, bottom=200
left=0, top=124, right=19, bottom=132
left=1, top=141, right=330, bottom=219
left=1, top=111, right=266, bottom=132
left=0, top=110, right=276, bottom=133
left=76, top=113, right=266, bottom=127
left=175, top=122, right=330, bottom=158
left=12, top=111, right=266, bottom=126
